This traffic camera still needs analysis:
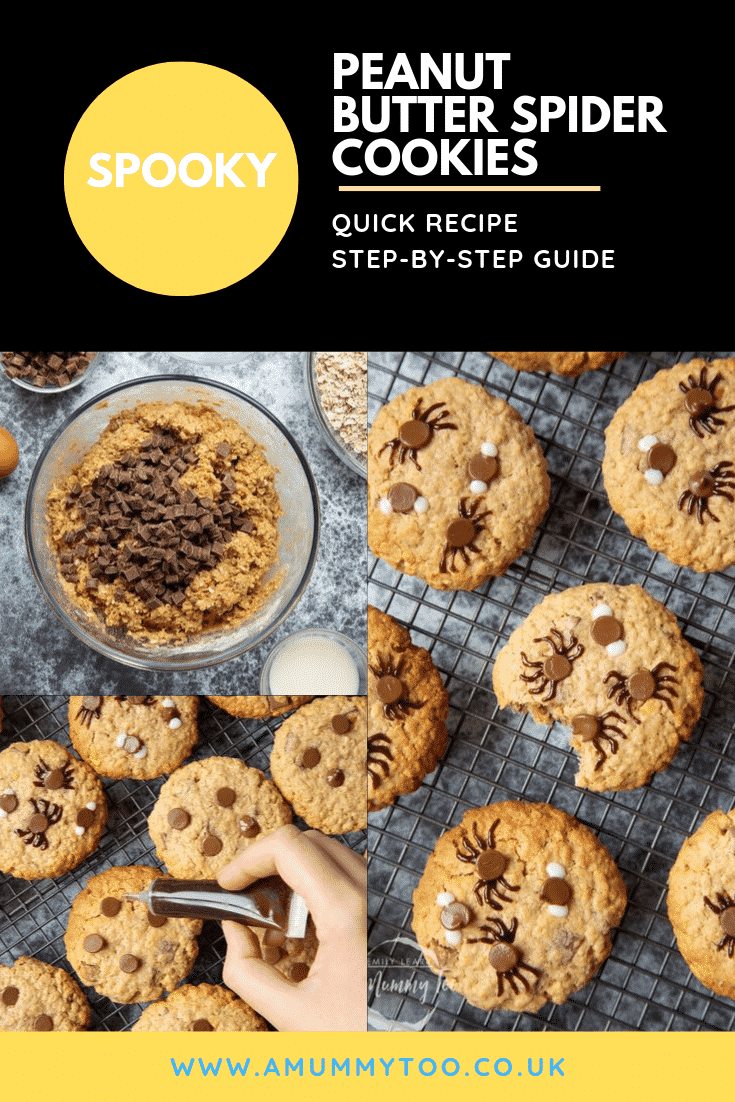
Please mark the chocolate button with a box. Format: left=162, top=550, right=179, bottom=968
left=544, top=654, right=572, bottom=681
left=45, top=769, right=66, bottom=790
left=27, top=813, right=49, bottom=833
left=331, top=714, right=351, bottom=734
left=376, top=676, right=403, bottom=705
left=168, top=808, right=190, bottom=830
left=84, top=934, right=106, bottom=953
left=541, top=878, right=572, bottom=906
left=81, top=696, right=102, bottom=712
left=0, top=794, right=18, bottom=814
left=590, top=616, right=623, bottom=646
left=572, top=715, right=601, bottom=741
left=239, top=816, right=260, bottom=838
left=720, top=907, right=735, bottom=937
left=1, top=986, right=19, bottom=1006
left=327, top=769, right=345, bottom=788
left=476, top=849, right=507, bottom=881
left=262, top=946, right=282, bottom=964
left=468, top=455, right=498, bottom=483
left=33, top=1015, right=53, bottom=1031
left=264, top=930, right=286, bottom=947
left=440, top=902, right=472, bottom=930
left=192, top=1019, right=214, bottom=1031
left=647, top=443, right=677, bottom=474
left=202, top=835, right=223, bottom=856
left=100, top=897, right=121, bottom=917
left=446, top=518, right=475, bottom=547
left=629, top=670, right=655, bottom=701
left=290, top=963, right=310, bottom=982
left=488, top=943, right=519, bottom=972
left=147, top=912, right=167, bottom=928
left=685, top=388, right=714, bottom=416
left=119, top=955, right=140, bottom=974
left=76, top=808, right=95, bottom=828
left=299, top=748, right=321, bottom=769
left=689, top=470, right=716, bottom=498
left=387, top=483, right=418, bottom=513
left=216, top=787, right=236, bottom=808
left=399, top=419, right=431, bottom=449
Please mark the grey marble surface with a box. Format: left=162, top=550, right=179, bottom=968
left=0, top=352, right=366, bottom=692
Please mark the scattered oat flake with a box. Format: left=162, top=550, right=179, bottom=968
left=314, top=352, right=367, bottom=458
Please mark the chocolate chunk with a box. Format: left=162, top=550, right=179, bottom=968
left=290, top=963, right=310, bottom=982
left=262, top=946, right=282, bottom=965
left=216, top=787, right=236, bottom=807
left=216, top=442, right=231, bottom=457
left=202, top=834, right=223, bottom=856
left=33, top=1014, right=54, bottom=1031
left=264, top=930, right=286, bottom=947
left=147, top=912, right=167, bottom=928
left=476, top=849, right=508, bottom=881
left=2, top=986, right=19, bottom=1006
left=239, top=816, right=260, bottom=838
left=331, top=714, right=352, bottom=734
left=0, top=794, right=18, bottom=813
left=299, top=748, right=321, bottom=769
left=119, top=954, right=140, bottom=974
left=168, top=808, right=190, bottom=830
left=76, top=808, right=95, bottom=828
left=100, top=897, right=121, bottom=917
left=84, top=934, right=106, bottom=953
left=192, top=1019, right=214, bottom=1031
left=327, top=769, right=345, bottom=787
left=3, top=352, right=98, bottom=389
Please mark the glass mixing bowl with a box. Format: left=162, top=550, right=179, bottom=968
left=305, top=352, right=367, bottom=479
left=25, top=375, right=320, bottom=670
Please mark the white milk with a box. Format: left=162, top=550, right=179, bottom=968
left=268, top=634, right=360, bottom=694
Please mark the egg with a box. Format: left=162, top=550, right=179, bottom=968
left=0, top=426, right=19, bottom=478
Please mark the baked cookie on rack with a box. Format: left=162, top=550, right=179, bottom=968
left=412, top=801, right=627, bottom=1013
left=602, top=358, right=735, bottom=572
left=490, top=351, right=624, bottom=377
left=0, top=740, right=107, bottom=880
left=368, top=377, right=549, bottom=589
left=667, top=809, right=735, bottom=1001
left=0, top=956, right=91, bottom=1031
left=208, top=696, right=313, bottom=719
left=270, top=696, right=367, bottom=834
left=132, top=983, right=268, bottom=1031
left=69, top=695, right=199, bottom=780
left=148, top=757, right=292, bottom=878
left=64, top=865, right=201, bottom=1004
left=492, top=584, right=704, bottom=792
left=367, top=605, right=448, bottom=812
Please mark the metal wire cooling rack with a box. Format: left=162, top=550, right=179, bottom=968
left=367, top=351, right=735, bottom=1032
left=0, top=696, right=367, bottom=1030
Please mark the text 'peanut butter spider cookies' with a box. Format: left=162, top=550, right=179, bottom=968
left=603, top=358, right=735, bottom=572
left=0, top=740, right=107, bottom=880
left=489, top=352, right=625, bottom=377
left=368, top=377, right=550, bottom=590
left=493, top=584, right=704, bottom=792
left=68, top=695, right=199, bottom=780
left=667, top=809, right=735, bottom=1002
left=270, top=696, right=367, bottom=834
left=368, top=606, right=448, bottom=812
left=148, top=757, right=292, bottom=878
left=412, top=802, right=627, bottom=1013
left=64, top=865, right=202, bottom=1004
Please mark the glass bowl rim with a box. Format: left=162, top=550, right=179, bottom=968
left=305, top=351, right=367, bottom=480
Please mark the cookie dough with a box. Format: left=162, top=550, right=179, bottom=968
left=412, top=801, right=627, bottom=1013
left=368, top=606, right=448, bottom=812
left=270, top=696, right=367, bottom=834
left=132, top=983, right=268, bottom=1031
left=208, top=696, right=313, bottom=719
left=368, top=377, right=550, bottom=589
left=45, top=401, right=282, bottom=643
left=493, top=584, right=704, bottom=791
left=148, top=757, right=292, bottom=878
left=64, top=865, right=202, bottom=1003
left=0, top=956, right=91, bottom=1031
left=490, top=351, right=625, bottom=377
left=68, top=695, right=199, bottom=780
left=0, top=740, right=107, bottom=879
left=667, top=809, right=735, bottom=1001
left=603, top=358, right=735, bottom=572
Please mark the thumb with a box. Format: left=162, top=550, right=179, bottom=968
left=221, top=921, right=304, bottom=1029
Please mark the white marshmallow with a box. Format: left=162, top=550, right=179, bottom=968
left=169, top=718, right=182, bottom=730
left=414, top=497, right=428, bottom=514
left=607, top=641, right=627, bottom=657
left=162, top=698, right=174, bottom=708
left=591, top=604, right=613, bottom=620
left=546, top=862, right=566, bottom=879
left=644, top=468, right=664, bottom=486
left=638, top=434, right=659, bottom=451
left=115, top=734, right=126, bottom=748
left=378, top=497, right=392, bottom=515
left=135, top=747, right=148, bottom=759
left=481, top=442, right=498, bottom=457
left=444, top=930, right=462, bottom=946
left=469, top=480, right=488, bottom=494
left=436, top=892, right=455, bottom=906
left=548, top=905, right=569, bottom=918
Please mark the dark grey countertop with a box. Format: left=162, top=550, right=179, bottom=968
left=0, top=352, right=366, bottom=693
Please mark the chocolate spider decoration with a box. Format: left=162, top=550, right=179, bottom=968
left=439, top=498, right=492, bottom=573
left=454, top=818, right=520, bottom=910
left=677, top=462, right=734, bottom=524
left=703, top=891, right=735, bottom=958
left=468, top=917, right=541, bottom=996
left=367, top=734, right=393, bottom=789
left=571, top=712, right=627, bottom=771
left=75, top=696, right=103, bottom=727
left=15, top=799, right=63, bottom=849
left=378, top=399, right=457, bottom=471
left=114, top=696, right=156, bottom=705
left=679, top=366, right=735, bottom=437
left=369, top=654, right=424, bottom=721
left=34, top=758, right=74, bottom=791
left=520, top=630, right=584, bottom=702
left=603, top=662, right=678, bottom=723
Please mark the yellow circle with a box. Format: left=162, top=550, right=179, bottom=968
left=64, top=62, right=298, bottom=296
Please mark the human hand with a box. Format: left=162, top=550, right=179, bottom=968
left=218, top=825, right=366, bottom=1031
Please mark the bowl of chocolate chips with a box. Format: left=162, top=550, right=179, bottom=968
left=3, top=351, right=98, bottom=391
left=26, top=376, right=320, bottom=669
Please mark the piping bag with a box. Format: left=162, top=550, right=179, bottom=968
left=125, top=875, right=308, bottom=937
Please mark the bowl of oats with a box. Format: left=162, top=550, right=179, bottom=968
left=306, top=352, right=367, bottom=479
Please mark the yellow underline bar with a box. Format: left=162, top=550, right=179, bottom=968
left=339, top=185, right=600, bottom=192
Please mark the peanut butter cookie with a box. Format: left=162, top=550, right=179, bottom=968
left=132, top=983, right=268, bottom=1031
left=208, top=696, right=313, bottom=719
left=490, top=351, right=624, bottom=377
left=69, top=695, right=199, bottom=780
left=0, top=956, right=91, bottom=1031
